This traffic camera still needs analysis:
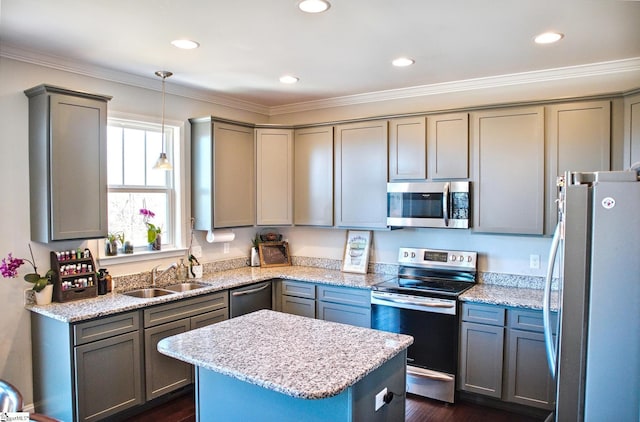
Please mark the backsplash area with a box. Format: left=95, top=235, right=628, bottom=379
left=109, top=256, right=547, bottom=293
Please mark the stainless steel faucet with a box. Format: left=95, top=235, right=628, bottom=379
left=151, top=263, right=177, bottom=286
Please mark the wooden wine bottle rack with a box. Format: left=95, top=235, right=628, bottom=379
left=50, top=250, right=98, bottom=302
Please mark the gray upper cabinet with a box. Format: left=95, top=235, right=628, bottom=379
left=389, top=113, right=468, bottom=181
left=545, top=100, right=611, bottom=234
left=256, top=128, right=294, bottom=226
left=472, top=106, right=545, bottom=235
left=427, top=112, right=469, bottom=180
left=389, top=116, right=426, bottom=180
left=334, top=120, right=388, bottom=228
left=190, top=119, right=255, bottom=229
left=624, top=93, right=640, bottom=169
left=294, top=126, right=334, bottom=226
left=25, top=85, right=111, bottom=242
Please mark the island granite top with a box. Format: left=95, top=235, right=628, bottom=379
left=157, top=309, right=413, bottom=400
left=25, top=266, right=394, bottom=323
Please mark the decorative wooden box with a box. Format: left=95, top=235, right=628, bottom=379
left=50, top=250, right=98, bottom=302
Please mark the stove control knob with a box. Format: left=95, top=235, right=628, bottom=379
left=451, top=255, right=456, bottom=261
left=411, top=252, right=416, bottom=258
left=403, top=252, right=409, bottom=258
left=467, top=256, right=473, bottom=263
left=459, top=255, right=464, bottom=262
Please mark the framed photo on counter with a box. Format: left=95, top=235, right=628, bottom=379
left=341, top=230, right=372, bottom=274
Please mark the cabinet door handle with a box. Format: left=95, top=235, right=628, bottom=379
left=232, top=283, right=270, bottom=296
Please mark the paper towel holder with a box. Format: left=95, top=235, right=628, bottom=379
left=205, top=229, right=235, bottom=243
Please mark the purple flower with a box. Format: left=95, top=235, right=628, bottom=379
left=1, top=253, right=26, bottom=278
left=139, top=208, right=155, bottom=218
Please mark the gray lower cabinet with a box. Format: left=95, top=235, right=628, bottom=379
left=31, top=311, right=143, bottom=422
left=316, top=285, right=371, bottom=328
left=458, top=303, right=556, bottom=410
left=280, top=280, right=316, bottom=318
left=279, top=281, right=371, bottom=328
left=143, top=292, right=228, bottom=400
left=31, top=293, right=228, bottom=421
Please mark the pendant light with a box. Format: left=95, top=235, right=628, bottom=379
left=153, top=70, right=173, bottom=170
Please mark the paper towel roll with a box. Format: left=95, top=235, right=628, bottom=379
left=205, top=230, right=235, bottom=243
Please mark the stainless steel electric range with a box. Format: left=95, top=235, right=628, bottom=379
left=371, top=247, right=477, bottom=403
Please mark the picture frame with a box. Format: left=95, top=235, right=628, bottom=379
left=258, top=241, right=292, bottom=268
left=341, top=230, right=372, bottom=274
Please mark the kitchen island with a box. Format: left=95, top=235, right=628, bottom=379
left=158, top=309, right=413, bottom=421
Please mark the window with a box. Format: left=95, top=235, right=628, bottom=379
left=106, top=118, right=178, bottom=252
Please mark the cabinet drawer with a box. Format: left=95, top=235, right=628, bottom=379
left=282, top=296, right=316, bottom=319
left=191, top=308, right=228, bottom=329
left=74, top=311, right=140, bottom=346
left=317, top=285, right=370, bottom=307
left=317, top=301, right=371, bottom=328
left=144, top=292, right=228, bottom=328
left=461, top=303, right=506, bottom=326
left=282, top=280, right=316, bottom=299
left=508, top=308, right=557, bottom=334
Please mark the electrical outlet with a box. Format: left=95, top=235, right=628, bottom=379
left=223, top=243, right=230, bottom=254
left=375, top=387, right=388, bottom=411
left=530, top=254, right=540, bottom=269
left=191, top=245, right=202, bottom=258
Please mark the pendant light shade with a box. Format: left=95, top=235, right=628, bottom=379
left=153, top=70, right=173, bottom=171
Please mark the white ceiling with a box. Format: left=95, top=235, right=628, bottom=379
left=1, top=0, right=640, bottom=110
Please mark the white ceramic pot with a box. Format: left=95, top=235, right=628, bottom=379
left=34, top=284, right=53, bottom=305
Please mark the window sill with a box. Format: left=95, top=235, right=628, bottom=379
left=97, top=247, right=188, bottom=266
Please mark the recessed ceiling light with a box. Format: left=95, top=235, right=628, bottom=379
left=392, top=57, right=415, bottom=67
left=171, top=39, right=200, bottom=49
left=298, top=0, right=331, bottom=13
left=279, top=75, right=299, bottom=84
left=534, top=32, right=564, bottom=44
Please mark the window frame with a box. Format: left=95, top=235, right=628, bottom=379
left=99, top=113, right=187, bottom=264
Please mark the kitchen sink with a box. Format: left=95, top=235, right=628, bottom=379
left=123, top=288, right=177, bottom=298
left=164, top=282, right=209, bottom=292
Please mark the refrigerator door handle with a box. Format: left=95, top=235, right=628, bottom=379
left=543, top=222, right=561, bottom=378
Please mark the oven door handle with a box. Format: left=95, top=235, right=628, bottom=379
left=407, top=366, right=454, bottom=382
left=371, top=294, right=455, bottom=309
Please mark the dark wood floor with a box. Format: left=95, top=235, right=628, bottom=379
left=123, top=391, right=544, bottom=422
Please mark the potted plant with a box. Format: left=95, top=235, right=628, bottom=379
left=106, top=232, right=120, bottom=256
left=188, top=254, right=202, bottom=279
left=140, top=207, right=162, bottom=250
left=1, top=244, right=54, bottom=304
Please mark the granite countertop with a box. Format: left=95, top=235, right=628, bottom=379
left=460, top=283, right=559, bottom=311
left=157, top=309, right=413, bottom=399
left=25, top=266, right=394, bottom=323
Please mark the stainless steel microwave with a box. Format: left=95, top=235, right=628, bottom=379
left=387, top=181, right=471, bottom=229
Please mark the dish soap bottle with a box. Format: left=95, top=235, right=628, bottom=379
left=176, top=258, right=188, bottom=281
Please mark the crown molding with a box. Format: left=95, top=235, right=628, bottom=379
left=269, top=57, right=640, bottom=115
left=0, top=43, right=270, bottom=116
left=2, top=42, right=639, bottom=117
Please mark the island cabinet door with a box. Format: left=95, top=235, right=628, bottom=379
left=74, top=331, right=143, bottom=421
left=144, top=319, right=193, bottom=400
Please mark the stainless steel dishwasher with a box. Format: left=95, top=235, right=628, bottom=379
left=229, top=281, right=273, bottom=317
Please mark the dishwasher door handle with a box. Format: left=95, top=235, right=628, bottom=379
left=232, top=282, right=270, bottom=296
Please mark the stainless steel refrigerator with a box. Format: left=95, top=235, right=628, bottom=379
left=543, top=170, right=640, bottom=421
